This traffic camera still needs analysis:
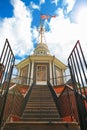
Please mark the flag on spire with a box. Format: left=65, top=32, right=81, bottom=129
left=41, top=15, right=56, bottom=19
left=41, top=15, right=50, bottom=19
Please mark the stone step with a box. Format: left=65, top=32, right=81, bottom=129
left=25, top=106, right=57, bottom=111
left=22, top=117, right=62, bottom=122
left=3, top=121, right=80, bottom=130
left=29, top=97, right=53, bottom=99
left=22, top=85, right=60, bottom=122
left=28, top=99, right=54, bottom=102
left=26, top=101, right=56, bottom=105
left=23, top=110, right=58, bottom=114
left=29, top=96, right=52, bottom=99
left=22, top=114, right=59, bottom=119
left=25, top=104, right=56, bottom=107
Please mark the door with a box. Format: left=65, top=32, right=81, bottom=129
left=36, top=65, right=47, bottom=85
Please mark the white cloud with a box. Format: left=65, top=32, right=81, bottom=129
left=75, top=5, right=87, bottom=24
left=51, top=0, right=59, bottom=6
left=40, top=0, right=45, bottom=5
left=45, top=8, right=87, bottom=64
left=0, top=0, right=33, bottom=63
left=30, top=1, right=40, bottom=10
left=63, top=0, right=76, bottom=13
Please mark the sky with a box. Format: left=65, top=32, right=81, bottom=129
left=0, top=0, right=87, bottom=66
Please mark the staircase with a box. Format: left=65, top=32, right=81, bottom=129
left=22, top=85, right=60, bottom=122
left=3, top=85, right=80, bottom=130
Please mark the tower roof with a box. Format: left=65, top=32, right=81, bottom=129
left=34, top=42, right=50, bottom=55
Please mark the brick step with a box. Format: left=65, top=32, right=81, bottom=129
left=29, top=97, right=52, bottom=99
left=26, top=103, right=56, bottom=106
left=26, top=101, right=56, bottom=104
left=23, top=110, right=58, bottom=114
left=30, top=94, right=51, bottom=96
left=25, top=103, right=56, bottom=106
left=24, top=109, right=58, bottom=113
left=29, top=96, right=54, bottom=99
left=28, top=96, right=53, bottom=101
left=21, top=85, right=60, bottom=123
left=3, top=122, right=80, bottom=130
left=28, top=99, right=54, bottom=102
left=25, top=106, right=57, bottom=111
left=22, top=114, right=59, bottom=119
left=21, top=117, right=62, bottom=122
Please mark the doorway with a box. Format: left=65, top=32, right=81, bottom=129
left=36, top=64, right=47, bottom=85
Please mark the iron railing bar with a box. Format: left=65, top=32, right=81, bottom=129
left=0, top=39, right=7, bottom=62
left=69, top=57, right=77, bottom=89
left=2, top=49, right=11, bottom=82
left=78, top=41, right=87, bottom=70
left=72, top=52, right=82, bottom=95
left=68, top=40, right=79, bottom=59
left=1, top=42, right=8, bottom=65
left=6, top=39, right=14, bottom=57
left=74, top=49, right=86, bottom=96
left=74, top=48, right=86, bottom=97
left=0, top=52, right=11, bottom=90
left=0, top=44, right=9, bottom=87
left=76, top=45, right=87, bottom=85
left=2, top=52, right=12, bottom=90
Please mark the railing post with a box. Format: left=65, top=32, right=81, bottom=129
left=0, top=39, right=15, bottom=128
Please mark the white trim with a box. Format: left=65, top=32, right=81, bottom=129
left=36, top=81, right=47, bottom=85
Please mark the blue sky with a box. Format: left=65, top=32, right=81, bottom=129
left=0, top=0, right=87, bottom=65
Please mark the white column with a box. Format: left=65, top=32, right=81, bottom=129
left=27, top=63, right=30, bottom=85
left=49, top=62, right=53, bottom=85
left=30, top=61, right=34, bottom=85
left=52, top=62, right=56, bottom=86
left=18, top=68, right=21, bottom=84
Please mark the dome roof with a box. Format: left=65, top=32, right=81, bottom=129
left=34, top=42, right=50, bottom=55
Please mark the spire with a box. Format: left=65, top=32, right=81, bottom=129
left=38, top=23, right=45, bottom=44
left=33, top=15, right=50, bottom=55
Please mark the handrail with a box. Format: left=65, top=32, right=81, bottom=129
left=11, top=74, right=34, bottom=86
left=66, top=84, right=87, bottom=100
left=47, top=81, right=60, bottom=114
left=50, top=74, right=71, bottom=86
left=21, top=81, right=34, bottom=114
left=0, top=75, right=34, bottom=129
left=0, top=39, right=15, bottom=129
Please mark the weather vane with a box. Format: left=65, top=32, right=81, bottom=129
left=37, top=14, right=56, bottom=44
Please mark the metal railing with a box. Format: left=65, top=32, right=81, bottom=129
left=50, top=74, right=71, bottom=86
left=68, top=40, right=87, bottom=130
left=0, top=75, right=34, bottom=129
left=0, top=39, right=15, bottom=128
left=11, top=74, right=34, bottom=86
